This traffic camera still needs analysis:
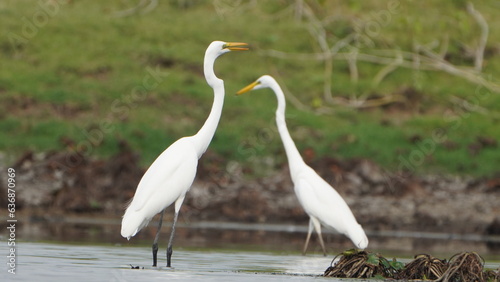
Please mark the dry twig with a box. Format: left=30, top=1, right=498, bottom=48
left=112, top=0, right=158, bottom=18
left=436, top=252, right=486, bottom=282
left=466, top=2, right=489, bottom=72
left=396, top=254, right=448, bottom=280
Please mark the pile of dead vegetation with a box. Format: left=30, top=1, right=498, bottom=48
left=324, top=249, right=499, bottom=281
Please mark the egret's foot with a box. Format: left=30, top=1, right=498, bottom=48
left=166, top=246, right=173, bottom=268
left=152, top=242, right=159, bottom=267
left=130, top=264, right=143, bottom=269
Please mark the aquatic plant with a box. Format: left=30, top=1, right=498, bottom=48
left=324, top=250, right=497, bottom=281
left=436, top=252, right=485, bottom=282
left=323, top=249, right=403, bottom=279
left=397, top=253, right=448, bottom=280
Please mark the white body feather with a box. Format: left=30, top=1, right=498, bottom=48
left=293, top=166, right=368, bottom=249
left=121, top=137, right=198, bottom=239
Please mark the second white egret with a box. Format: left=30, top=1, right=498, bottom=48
left=237, top=75, right=368, bottom=255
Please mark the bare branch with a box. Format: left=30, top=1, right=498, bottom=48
left=294, top=0, right=304, bottom=21
left=372, top=50, right=403, bottom=87
left=301, top=2, right=335, bottom=104
left=260, top=48, right=500, bottom=93
left=347, top=48, right=359, bottom=83
left=466, top=2, right=489, bottom=72
left=141, top=0, right=158, bottom=14
left=317, top=93, right=404, bottom=110
left=417, top=44, right=500, bottom=93
left=112, top=0, right=158, bottom=18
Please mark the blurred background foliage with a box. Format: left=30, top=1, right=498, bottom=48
left=0, top=0, right=499, bottom=177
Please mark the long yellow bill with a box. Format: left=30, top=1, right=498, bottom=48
left=224, top=42, right=249, bottom=51
left=236, top=81, right=259, bottom=95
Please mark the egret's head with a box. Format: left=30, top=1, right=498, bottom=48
left=207, top=41, right=249, bottom=58
left=236, top=75, right=276, bottom=95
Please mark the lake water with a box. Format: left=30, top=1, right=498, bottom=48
left=4, top=242, right=338, bottom=281
left=1, top=218, right=499, bottom=281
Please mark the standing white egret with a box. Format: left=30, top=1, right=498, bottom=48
left=121, top=41, right=248, bottom=267
left=237, top=75, right=368, bottom=255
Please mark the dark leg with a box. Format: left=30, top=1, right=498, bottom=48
left=166, top=211, right=179, bottom=267
left=152, top=210, right=165, bottom=267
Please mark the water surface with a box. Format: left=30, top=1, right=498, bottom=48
left=5, top=242, right=341, bottom=281
left=2, top=218, right=499, bottom=281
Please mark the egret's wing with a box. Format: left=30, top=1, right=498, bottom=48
left=296, top=170, right=355, bottom=234
left=295, top=176, right=326, bottom=218
left=297, top=170, right=368, bottom=249
left=129, top=139, right=196, bottom=212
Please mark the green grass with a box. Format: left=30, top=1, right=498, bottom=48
left=1, top=1, right=499, bottom=177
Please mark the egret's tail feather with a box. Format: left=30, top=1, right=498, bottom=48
left=348, top=223, right=369, bottom=250
left=120, top=208, right=151, bottom=239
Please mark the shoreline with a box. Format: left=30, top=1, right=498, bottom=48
left=1, top=148, right=499, bottom=243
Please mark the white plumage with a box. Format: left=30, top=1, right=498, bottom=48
left=237, top=75, right=368, bottom=254
left=121, top=138, right=197, bottom=239
left=121, top=41, right=248, bottom=267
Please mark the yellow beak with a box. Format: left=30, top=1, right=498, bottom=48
left=236, top=81, right=259, bottom=95
left=223, top=42, right=249, bottom=51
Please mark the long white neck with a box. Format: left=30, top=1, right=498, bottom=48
left=269, top=80, right=305, bottom=174
left=192, top=51, right=224, bottom=158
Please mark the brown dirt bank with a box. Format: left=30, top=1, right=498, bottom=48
left=1, top=144, right=499, bottom=238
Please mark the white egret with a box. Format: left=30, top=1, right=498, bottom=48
left=121, top=41, right=248, bottom=267
left=237, top=75, right=368, bottom=255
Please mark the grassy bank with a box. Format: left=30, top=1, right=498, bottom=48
left=1, top=0, right=499, bottom=177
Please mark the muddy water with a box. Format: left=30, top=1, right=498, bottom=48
left=1, top=218, right=499, bottom=281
